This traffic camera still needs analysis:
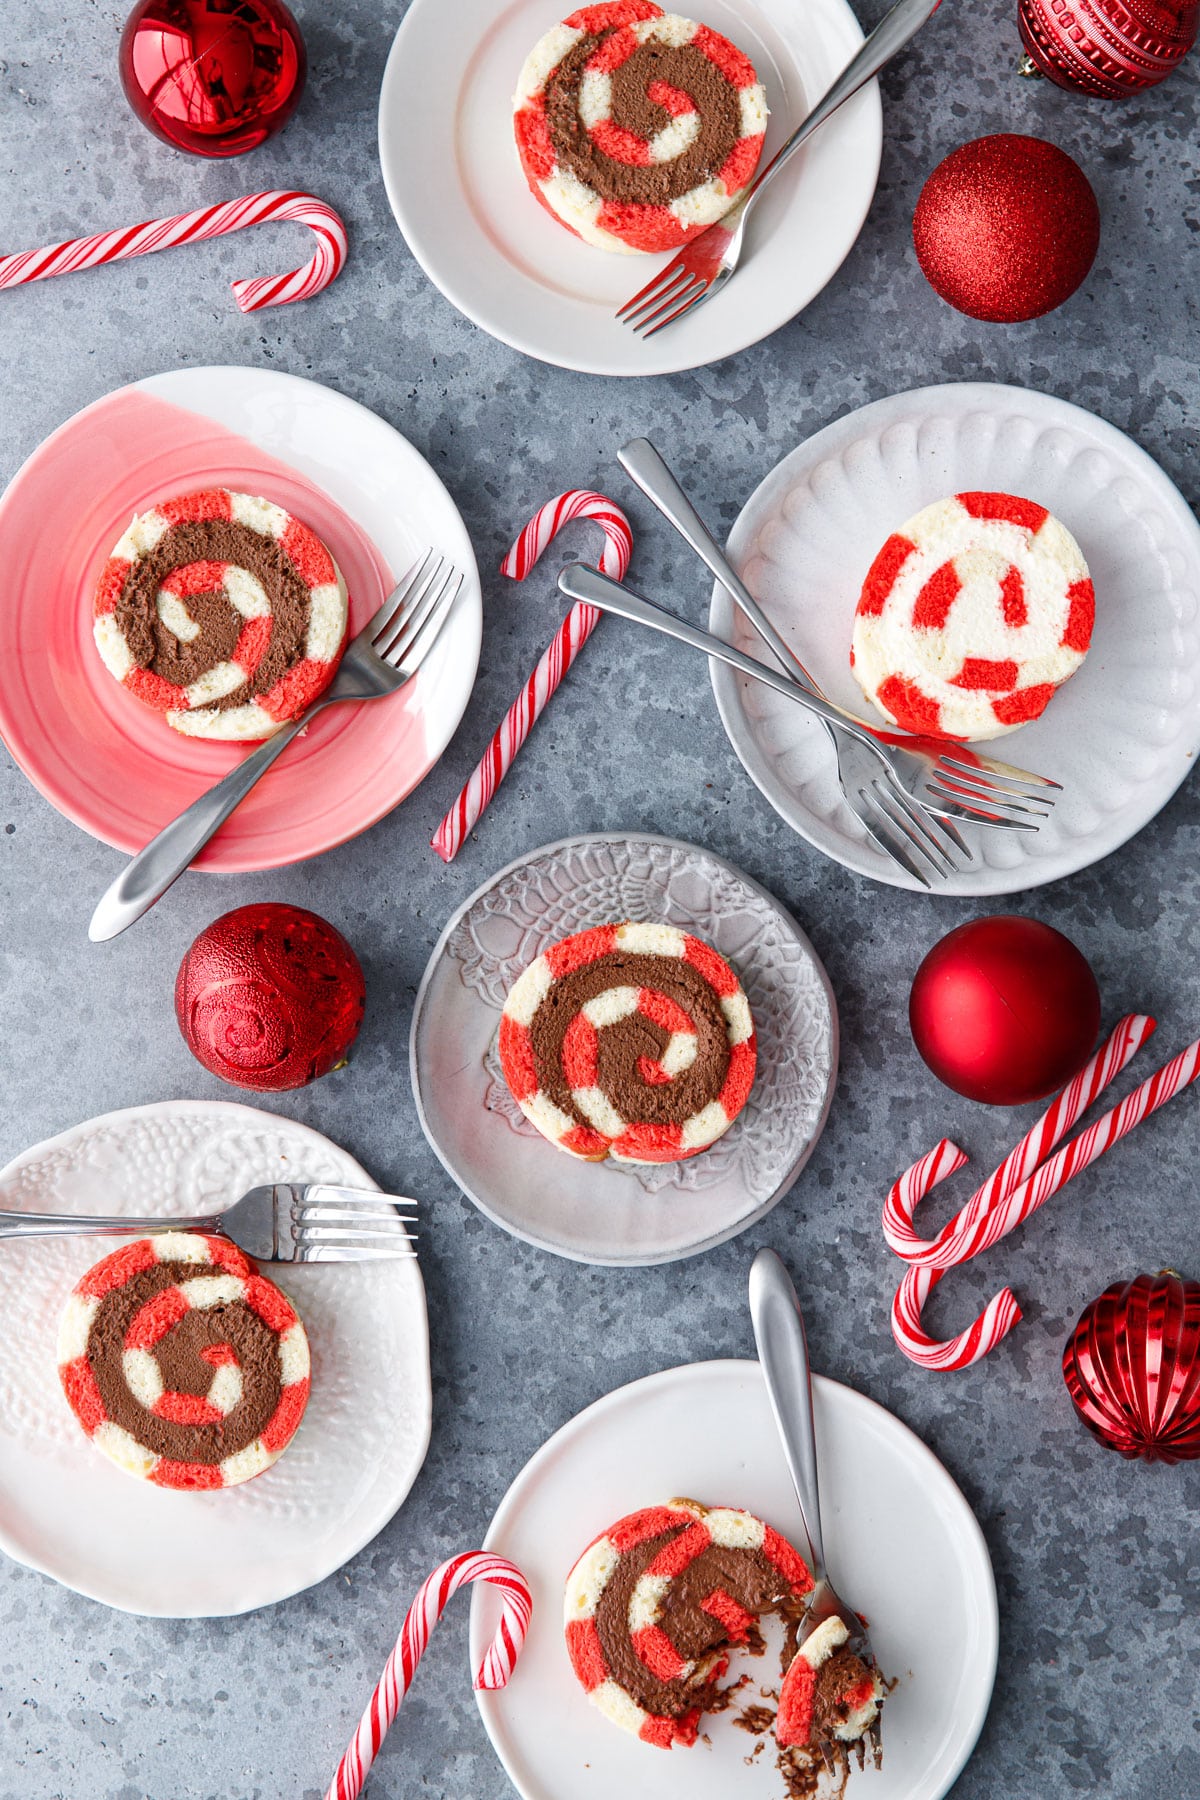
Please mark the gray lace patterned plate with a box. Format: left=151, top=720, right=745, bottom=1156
left=411, top=834, right=837, bottom=1265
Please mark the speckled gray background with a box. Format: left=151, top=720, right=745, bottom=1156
left=1, top=2, right=1198, bottom=1796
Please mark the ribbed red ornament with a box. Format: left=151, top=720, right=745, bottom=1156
left=1019, top=0, right=1198, bottom=97
left=176, top=903, right=365, bottom=1091
left=1063, top=1272, right=1200, bottom=1463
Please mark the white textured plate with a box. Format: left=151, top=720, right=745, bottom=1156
left=410, top=834, right=837, bottom=1266
left=471, top=1359, right=998, bottom=1800
left=711, top=382, right=1200, bottom=893
left=0, top=1101, right=432, bottom=1617
left=377, top=0, right=881, bottom=377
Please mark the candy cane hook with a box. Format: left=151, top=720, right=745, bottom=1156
left=0, top=190, right=348, bottom=313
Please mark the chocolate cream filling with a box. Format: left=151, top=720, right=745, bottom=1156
left=86, top=1259, right=283, bottom=1463
left=546, top=33, right=743, bottom=204
left=530, top=950, right=732, bottom=1127
left=116, top=518, right=312, bottom=710
left=812, top=1649, right=874, bottom=1737
left=594, top=1523, right=801, bottom=1719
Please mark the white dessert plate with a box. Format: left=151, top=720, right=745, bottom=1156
left=377, top=0, right=882, bottom=377
left=471, top=1358, right=999, bottom=1800
left=0, top=366, right=481, bottom=872
left=710, top=381, right=1200, bottom=893
left=0, top=1101, right=432, bottom=1617
left=410, top=833, right=837, bottom=1266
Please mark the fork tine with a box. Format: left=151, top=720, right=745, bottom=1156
left=878, top=782, right=963, bottom=872
left=299, top=1212, right=418, bottom=1229
left=378, top=564, right=458, bottom=664
left=858, top=784, right=944, bottom=886
left=938, top=750, right=1062, bottom=792
left=616, top=256, right=689, bottom=320
left=640, top=279, right=709, bottom=338
left=373, top=556, right=445, bottom=657
left=866, top=782, right=955, bottom=878
left=622, top=266, right=696, bottom=327
left=936, top=762, right=1057, bottom=806
left=925, top=788, right=1041, bottom=831
left=381, top=569, right=463, bottom=670
left=298, top=1242, right=418, bottom=1261
left=929, top=773, right=1052, bottom=817
left=854, top=796, right=933, bottom=888
left=368, top=549, right=438, bottom=648
left=296, top=1227, right=418, bottom=1243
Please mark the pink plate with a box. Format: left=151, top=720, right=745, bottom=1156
left=0, top=367, right=482, bottom=872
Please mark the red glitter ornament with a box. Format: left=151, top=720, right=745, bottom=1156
left=1019, top=0, right=1197, bottom=97
left=913, top=134, right=1100, bottom=323
left=1063, top=1272, right=1200, bottom=1462
left=909, top=915, right=1101, bottom=1106
left=120, top=0, right=306, bottom=157
left=176, top=903, right=365, bottom=1091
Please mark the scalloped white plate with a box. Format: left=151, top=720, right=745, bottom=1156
left=471, top=1360, right=998, bottom=1800
left=0, top=1102, right=432, bottom=1617
left=711, top=383, right=1200, bottom=893
left=410, top=833, right=837, bottom=1265
left=377, top=0, right=882, bottom=377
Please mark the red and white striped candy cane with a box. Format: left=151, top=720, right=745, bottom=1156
left=325, top=1551, right=531, bottom=1800
left=431, top=491, right=633, bottom=864
left=882, top=1015, right=1154, bottom=1267
left=892, top=1031, right=1200, bottom=1369
left=0, top=190, right=347, bottom=313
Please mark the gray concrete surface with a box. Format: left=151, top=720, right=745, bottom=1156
left=1, top=2, right=1198, bottom=1797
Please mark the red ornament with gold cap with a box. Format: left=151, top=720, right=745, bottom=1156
left=1018, top=0, right=1197, bottom=97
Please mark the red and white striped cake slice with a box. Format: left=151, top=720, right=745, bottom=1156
left=850, top=491, right=1094, bottom=741
left=93, top=488, right=348, bottom=740
left=776, top=1616, right=884, bottom=1748
left=514, top=4, right=768, bottom=255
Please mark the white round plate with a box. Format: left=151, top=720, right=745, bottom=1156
left=711, top=382, right=1200, bottom=894
left=0, top=1101, right=432, bottom=1617
left=471, top=1359, right=998, bottom=1800
left=378, top=0, right=881, bottom=377
left=410, top=833, right=837, bottom=1266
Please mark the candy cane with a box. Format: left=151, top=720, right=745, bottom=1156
left=325, top=1551, right=532, bottom=1800
left=892, top=1033, right=1200, bottom=1369
left=431, top=492, right=633, bottom=864
left=882, top=1015, right=1154, bottom=1267
left=0, top=190, right=347, bottom=313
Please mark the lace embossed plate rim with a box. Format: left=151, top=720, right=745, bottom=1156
left=709, top=380, right=1200, bottom=894
left=471, top=1359, right=999, bottom=1800
left=410, top=832, right=839, bottom=1267
left=0, top=1099, right=432, bottom=1618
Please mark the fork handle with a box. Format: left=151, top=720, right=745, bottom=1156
left=558, top=564, right=884, bottom=755
left=618, top=439, right=826, bottom=696
left=88, top=711, right=314, bottom=943
left=740, top=0, right=944, bottom=227
left=748, top=1249, right=828, bottom=1579
left=0, top=1211, right=219, bottom=1239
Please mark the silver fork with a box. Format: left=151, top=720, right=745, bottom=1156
left=0, top=1183, right=418, bottom=1263
left=558, top=564, right=1059, bottom=830
left=618, top=0, right=944, bottom=338
left=618, top=437, right=968, bottom=888
left=749, top=1251, right=878, bottom=1683
left=89, top=552, right=465, bottom=941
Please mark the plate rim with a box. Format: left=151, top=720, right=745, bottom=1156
left=0, top=364, right=483, bottom=874
left=709, top=378, right=1200, bottom=896
left=409, top=830, right=839, bottom=1267
left=471, top=1356, right=1000, bottom=1800
left=0, top=1096, right=434, bottom=1619
left=376, top=0, right=883, bottom=378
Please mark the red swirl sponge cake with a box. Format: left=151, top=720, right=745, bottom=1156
left=499, top=921, right=756, bottom=1164
left=57, top=1233, right=310, bottom=1490
left=514, top=3, right=768, bottom=254
left=851, top=491, right=1094, bottom=740
left=92, top=487, right=349, bottom=740
left=564, top=1498, right=813, bottom=1745
left=776, top=1617, right=884, bottom=1750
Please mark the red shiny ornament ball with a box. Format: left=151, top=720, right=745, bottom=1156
left=176, top=903, right=365, bottom=1091
left=1064, top=1272, right=1200, bottom=1462
left=1019, top=0, right=1197, bottom=97
left=909, top=915, right=1101, bottom=1106
left=120, top=0, right=306, bottom=157
left=913, top=134, right=1100, bottom=323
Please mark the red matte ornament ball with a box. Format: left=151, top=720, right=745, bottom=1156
left=913, top=134, right=1100, bottom=323
left=1063, top=1272, right=1200, bottom=1462
left=176, top=903, right=365, bottom=1091
left=1019, top=0, right=1197, bottom=97
left=120, top=0, right=306, bottom=157
left=909, top=915, right=1101, bottom=1106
